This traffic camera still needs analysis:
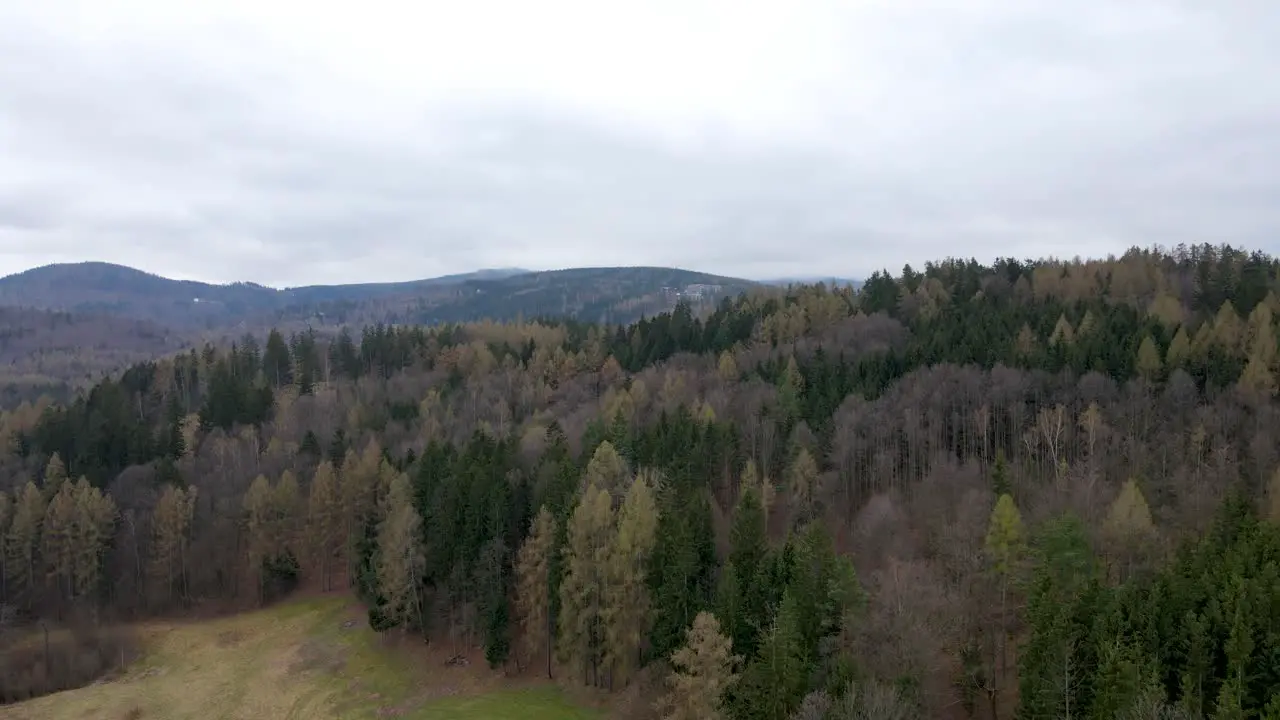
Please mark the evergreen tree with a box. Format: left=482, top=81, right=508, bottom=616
left=1018, top=515, right=1101, bottom=720
left=734, top=589, right=807, bottom=720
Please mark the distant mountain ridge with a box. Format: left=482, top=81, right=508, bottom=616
left=0, top=261, right=756, bottom=330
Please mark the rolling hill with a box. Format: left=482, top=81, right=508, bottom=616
left=0, top=306, right=187, bottom=407
left=0, top=262, right=757, bottom=405
left=0, top=262, right=756, bottom=330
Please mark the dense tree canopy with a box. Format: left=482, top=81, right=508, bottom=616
left=3, top=242, right=1280, bottom=716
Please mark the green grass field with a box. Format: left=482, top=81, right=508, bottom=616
left=0, top=595, right=602, bottom=720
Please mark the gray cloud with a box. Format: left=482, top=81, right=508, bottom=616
left=0, top=1, right=1277, bottom=286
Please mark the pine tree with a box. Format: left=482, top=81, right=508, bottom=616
left=376, top=471, right=425, bottom=633
left=558, top=481, right=614, bottom=686
left=515, top=506, right=557, bottom=676
left=656, top=611, right=740, bottom=720
left=604, top=468, right=660, bottom=687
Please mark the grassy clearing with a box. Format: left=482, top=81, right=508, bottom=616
left=0, top=594, right=601, bottom=720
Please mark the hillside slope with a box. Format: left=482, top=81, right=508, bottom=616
left=0, top=595, right=600, bottom=720
left=0, top=262, right=753, bottom=330
left=0, top=306, right=185, bottom=407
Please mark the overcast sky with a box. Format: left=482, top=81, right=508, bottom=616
left=1, top=1, right=1277, bottom=286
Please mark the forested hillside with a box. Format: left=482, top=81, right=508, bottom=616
left=0, top=262, right=750, bottom=331
left=0, top=306, right=185, bottom=408
left=2, top=244, right=1280, bottom=718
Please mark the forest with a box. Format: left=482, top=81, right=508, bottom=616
left=1, top=243, right=1279, bottom=719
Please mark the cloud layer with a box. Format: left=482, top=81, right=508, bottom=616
left=1, top=1, right=1277, bottom=285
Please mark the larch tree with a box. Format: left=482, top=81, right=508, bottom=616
left=1166, top=326, right=1192, bottom=369
left=42, top=452, right=68, bottom=500
left=71, top=478, right=116, bottom=603
left=742, top=459, right=773, bottom=520
left=151, top=484, right=198, bottom=606
left=274, top=470, right=303, bottom=565
left=1268, top=467, right=1280, bottom=524
left=376, top=471, right=425, bottom=633
left=243, top=474, right=273, bottom=603
left=7, top=481, right=45, bottom=610
left=307, top=460, right=342, bottom=591
left=984, top=492, right=1026, bottom=715
left=785, top=448, right=819, bottom=528
left=1136, top=335, right=1163, bottom=382
left=583, top=440, right=630, bottom=505
left=1103, top=479, right=1157, bottom=582
left=515, top=506, right=557, bottom=677
left=558, top=480, right=614, bottom=687
left=604, top=468, right=660, bottom=688
left=42, top=480, right=77, bottom=603
left=718, top=351, right=740, bottom=382
left=0, top=490, right=9, bottom=602
left=656, top=611, right=739, bottom=720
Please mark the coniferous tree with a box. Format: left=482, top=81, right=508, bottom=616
left=1018, top=515, right=1101, bottom=720
left=375, top=471, right=425, bottom=633
left=70, top=478, right=115, bottom=603
left=0, top=490, right=10, bottom=603
left=558, top=480, right=614, bottom=686
left=604, top=468, right=659, bottom=687
left=7, top=481, right=45, bottom=610
left=150, top=484, right=197, bottom=606
left=515, top=506, right=557, bottom=676
left=734, top=589, right=807, bottom=720
left=656, top=611, right=740, bottom=720
left=306, top=461, right=342, bottom=591
left=985, top=493, right=1026, bottom=715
